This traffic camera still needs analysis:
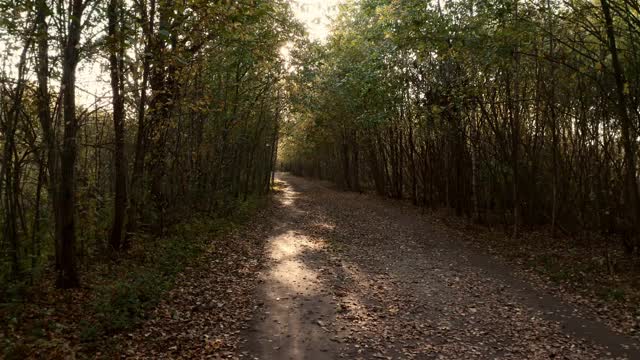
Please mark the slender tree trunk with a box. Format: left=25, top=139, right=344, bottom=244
left=544, top=0, right=559, bottom=237
left=470, top=112, right=480, bottom=222
left=4, top=32, right=34, bottom=278
left=511, top=0, right=521, bottom=239
left=601, top=0, right=640, bottom=252
left=268, top=108, right=280, bottom=192
left=127, top=0, right=154, bottom=241
left=353, top=132, right=361, bottom=192
left=57, top=0, right=85, bottom=289
left=341, top=131, right=351, bottom=190
left=408, top=117, right=417, bottom=205
left=31, top=160, right=45, bottom=280
left=108, top=0, right=127, bottom=252
left=36, top=0, right=61, bottom=269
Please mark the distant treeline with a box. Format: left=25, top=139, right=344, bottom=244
left=282, top=0, right=640, bottom=251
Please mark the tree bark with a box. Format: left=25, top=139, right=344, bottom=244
left=57, top=0, right=85, bottom=289
left=601, top=0, right=640, bottom=252
left=4, top=30, right=34, bottom=278
left=35, top=0, right=62, bottom=269
left=108, top=0, right=127, bottom=252
left=126, top=0, right=155, bottom=242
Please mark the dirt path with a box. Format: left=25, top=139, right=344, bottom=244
left=241, top=173, right=640, bottom=359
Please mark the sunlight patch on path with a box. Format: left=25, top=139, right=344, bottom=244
left=268, top=231, right=324, bottom=297
left=243, top=177, right=339, bottom=359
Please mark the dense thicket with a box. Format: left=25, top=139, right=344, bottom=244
left=282, top=0, right=640, bottom=250
left=0, top=0, right=298, bottom=288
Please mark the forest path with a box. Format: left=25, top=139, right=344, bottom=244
left=241, top=173, right=639, bottom=359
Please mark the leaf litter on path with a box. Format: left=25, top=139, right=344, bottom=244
left=118, top=174, right=640, bottom=359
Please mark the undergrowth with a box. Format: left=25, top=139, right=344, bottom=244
left=1, top=196, right=267, bottom=359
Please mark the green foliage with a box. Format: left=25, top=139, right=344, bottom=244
left=81, top=238, right=196, bottom=337
left=91, top=271, right=164, bottom=334
left=606, top=288, right=626, bottom=302
left=283, top=0, right=640, bottom=239
left=1, top=0, right=291, bottom=354
left=0, top=0, right=302, bottom=289
left=79, top=196, right=265, bottom=341
left=78, top=320, right=102, bottom=343
left=2, top=342, right=30, bottom=360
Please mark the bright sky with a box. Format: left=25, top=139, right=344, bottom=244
left=78, top=1, right=342, bottom=105
left=290, top=0, right=341, bottom=41
left=0, top=1, right=342, bottom=107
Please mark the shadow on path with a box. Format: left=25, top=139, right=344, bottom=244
left=242, top=173, right=639, bottom=359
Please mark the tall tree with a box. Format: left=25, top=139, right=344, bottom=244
left=57, top=0, right=88, bottom=288
left=281, top=0, right=640, bottom=254
left=108, top=0, right=127, bottom=252
left=600, top=0, right=640, bottom=252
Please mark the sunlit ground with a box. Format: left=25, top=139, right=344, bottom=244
left=269, top=181, right=324, bottom=296
left=269, top=230, right=323, bottom=296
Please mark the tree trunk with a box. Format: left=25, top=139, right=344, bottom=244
left=36, top=0, right=62, bottom=269
left=408, top=118, right=417, bottom=205
left=57, top=0, right=85, bottom=289
left=511, top=0, right=521, bottom=239
left=31, top=159, right=45, bottom=280
left=601, top=0, right=640, bottom=252
left=127, top=0, right=155, bottom=241
left=353, top=132, right=361, bottom=192
left=108, top=0, right=127, bottom=252
left=4, top=32, right=34, bottom=278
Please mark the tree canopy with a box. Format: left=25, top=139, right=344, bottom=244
left=0, top=0, right=302, bottom=287
left=282, top=0, right=640, bottom=249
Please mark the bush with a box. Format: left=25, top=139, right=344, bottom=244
left=92, top=270, right=165, bottom=334
left=83, top=201, right=265, bottom=340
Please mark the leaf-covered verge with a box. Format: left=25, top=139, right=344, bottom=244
left=0, top=196, right=268, bottom=359
left=415, top=208, right=640, bottom=340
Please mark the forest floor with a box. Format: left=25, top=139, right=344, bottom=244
left=9, top=174, right=638, bottom=358
left=116, top=173, right=640, bottom=359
